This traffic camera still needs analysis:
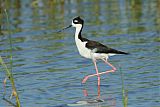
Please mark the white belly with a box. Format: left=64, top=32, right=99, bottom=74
left=75, top=39, right=110, bottom=60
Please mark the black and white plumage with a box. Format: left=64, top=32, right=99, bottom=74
left=60, top=16, right=129, bottom=85
left=72, top=16, right=128, bottom=61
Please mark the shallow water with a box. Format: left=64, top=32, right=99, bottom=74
left=0, top=0, right=160, bottom=107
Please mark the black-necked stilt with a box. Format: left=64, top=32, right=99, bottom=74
left=59, top=16, right=129, bottom=86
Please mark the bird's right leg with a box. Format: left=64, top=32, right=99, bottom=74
left=100, top=58, right=116, bottom=74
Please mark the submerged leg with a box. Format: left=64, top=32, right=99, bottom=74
left=82, top=60, right=101, bottom=85
left=83, top=89, right=88, bottom=97
left=97, top=85, right=101, bottom=99
left=82, top=84, right=101, bottom=99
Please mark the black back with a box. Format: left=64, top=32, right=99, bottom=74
left=73, top=16, right=129, bottom=55
left=86, top=40, right=129, bottom=54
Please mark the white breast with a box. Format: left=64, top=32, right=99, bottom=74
left=75, top=38, right=110, bottom=60
left=75, top=39, right=91, bottom=59
left=74, top=24, right=109, bottom=60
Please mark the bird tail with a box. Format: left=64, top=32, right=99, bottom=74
left=109, top=48, right=129, bottom=55
left=115, top=50, right=129, bottom=55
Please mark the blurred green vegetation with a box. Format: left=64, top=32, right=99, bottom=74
left=0, top=0, right=159, bottom=36
left=0, top=1, right=21, bottom=106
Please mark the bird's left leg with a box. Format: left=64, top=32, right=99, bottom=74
left=82, top=60, right=101, bottom=85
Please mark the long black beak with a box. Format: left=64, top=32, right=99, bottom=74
left=57, top=25, right=72, bottom=33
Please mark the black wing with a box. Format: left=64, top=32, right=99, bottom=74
left=86, top=40, right=128, bottom=54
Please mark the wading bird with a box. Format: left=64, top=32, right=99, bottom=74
left=59, top=16, right=129, bottom=86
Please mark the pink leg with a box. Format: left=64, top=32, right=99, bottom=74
left=82, top=84, right=101, bottom=99
left=82, top=60, right=101, bottom=85
left=102, top=59, right=117, bottom=73
left=97, top=85, right=101, bottom=99
left=82, top=59, right=116, bottom=85
left=83, top=89, right=88, bottom=96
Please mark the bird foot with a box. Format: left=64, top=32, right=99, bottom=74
left=82, top=76, right=89, bottom=84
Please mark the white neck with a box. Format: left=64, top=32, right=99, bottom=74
left=73, top=24, right=91, bottom=59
